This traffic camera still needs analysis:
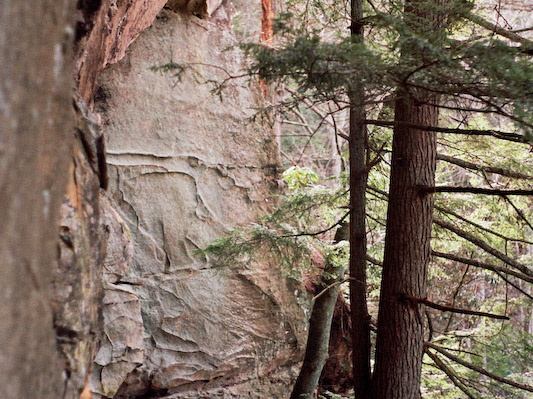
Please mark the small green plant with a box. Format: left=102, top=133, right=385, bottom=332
left=199, top=167, right=348, bottom=280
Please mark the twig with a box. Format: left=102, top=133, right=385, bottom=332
left=437, top=154, right=533, bottom=180
left=280, top=210, right=351, bottom=238
left=434, top=219, right=533, bottom=277
left=424, top=349, right=479, bottom=399
left=434, top=204, right=533, bottom=245
left=432, top=251, right=533, bottom=284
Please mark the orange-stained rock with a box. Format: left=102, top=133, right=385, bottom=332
left=76, top=0, right=168, bottom=102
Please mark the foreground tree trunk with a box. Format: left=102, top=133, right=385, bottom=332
left=371, top=91, right=437, bottom=399
left=349, top=0, right=372, bottom=397
left=371, top=2, right=441, bottom=397
left=0, top=2, right=75, bottom=398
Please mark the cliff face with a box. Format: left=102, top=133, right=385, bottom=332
left=51, top=2, right=310, bottom=398
left=0, top=2, right=309, bottom=397
left=93, top=8, right=309, bottom=397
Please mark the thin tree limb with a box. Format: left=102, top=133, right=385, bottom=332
left=435, top=204, right=533, bottom=245
left=425, top=342, right=533, bottom=393
left=493, top=271, right=533, bottom=301
left=281, top=210, right=351, bottom=238
left=433, top=219, right=533, bottom=277
left=424, top=349, right=479, bottom=399
left=431, top=251, right=533, bottom=284
left=464, top=12, right=533, bottom=48
left=437, top=153, right=532, bottom=180
left=423, top=186, right=533, bottom=196
left=401, top=294, right=509, bottom=320
left=364, top=119, right=528, bottom=143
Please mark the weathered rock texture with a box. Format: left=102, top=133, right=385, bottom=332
left=1, top=1, right=311, bottom=398
left=0, top=1, right=76, bottom=398
left=76, top=0, right=169, bottom=103
left=90, top=8, right=310, bottom=397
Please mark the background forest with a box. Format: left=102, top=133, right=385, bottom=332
left=204, top=0, right=533, bottom=398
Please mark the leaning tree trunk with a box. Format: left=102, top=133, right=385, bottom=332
left=290, top=225, right=348, bottom=399
left=0, top=1, right=75, bottom=398
left=371, top=2, right=442, bottom=398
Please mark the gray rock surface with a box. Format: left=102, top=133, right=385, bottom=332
left=93, top=9, right=310, bottom=398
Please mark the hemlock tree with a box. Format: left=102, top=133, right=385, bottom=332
left=372, top=1, right=443, bottom=397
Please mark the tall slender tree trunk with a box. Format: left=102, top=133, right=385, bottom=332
left=371, top=1, right=441, bottom=397
left=349, top=0, right=372, bottom=398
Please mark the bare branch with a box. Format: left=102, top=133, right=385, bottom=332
left=281, top=210, right=351, bottom=239
left=401, top=294, right=509, bottom=320
left=424, top=349, right=479, bottom=399
left=364, top=119, right=528, bottom=143
left=464, top=12, right=533, bottom=48
left=433, top=219, right=533, bottom=277
left=423, top=186, right=533, bottom=196
left=432, top=251, right=533, bottom=285
left=437, top=154, right=532, bottom=180
left=434, top=204, right=533, bottom=245
left=425, top=342, right=533, bottom=393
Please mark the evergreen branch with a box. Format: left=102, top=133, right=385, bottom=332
left=425, top=342, right=533, bottom=393
left=280, top=210, right=351, bottom=238
left=437, top=153, right=533, bottom=180
left=364, top=119, right=528, bottom=143
left=431, top=251, right=533, bottom=284
left=433, top=219, right=533, bottom=277
left=435, top=204, right=533, bottom=245
left=423, top=186, right=533, bottom=196
left=464, top=12, right=533, bottom=49
left=493, top=270, right=533, bottom=301
left=424, top=349, right=479, bottom=399
left=401, top=294, right=509, bottom=320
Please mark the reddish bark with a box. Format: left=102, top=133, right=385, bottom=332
left=371, top=90, right=438, bottom=399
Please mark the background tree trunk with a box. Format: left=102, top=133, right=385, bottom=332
left=0, top=2, right=75, bottom=398
left=349, top=0, right=372, bottom=397
left=290, top=225, right=348, bottom=399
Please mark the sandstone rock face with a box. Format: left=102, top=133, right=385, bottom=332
left=90, top=8, right=309, bottom=398
left=76, top=0, right=169, bottom=102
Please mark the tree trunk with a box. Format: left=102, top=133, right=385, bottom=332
left=291, top=225, right=348, bottom=399
left=371, top=1, right=443, bottom=396
left=349, top=0, right=372, bottom=398
left=0, top=2, right=75, bottom=398
left=371, top=88, right=438, bottom=398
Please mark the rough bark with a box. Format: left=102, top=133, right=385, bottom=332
left=349, top=0, right=372, bottom=398
left=0, top=1, right=76, bottom=398
left=290, top=225, right=348, bottom=399
left=371, top=2, right=441, bottom=394
left=371, top=88, right=438, bottom=399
